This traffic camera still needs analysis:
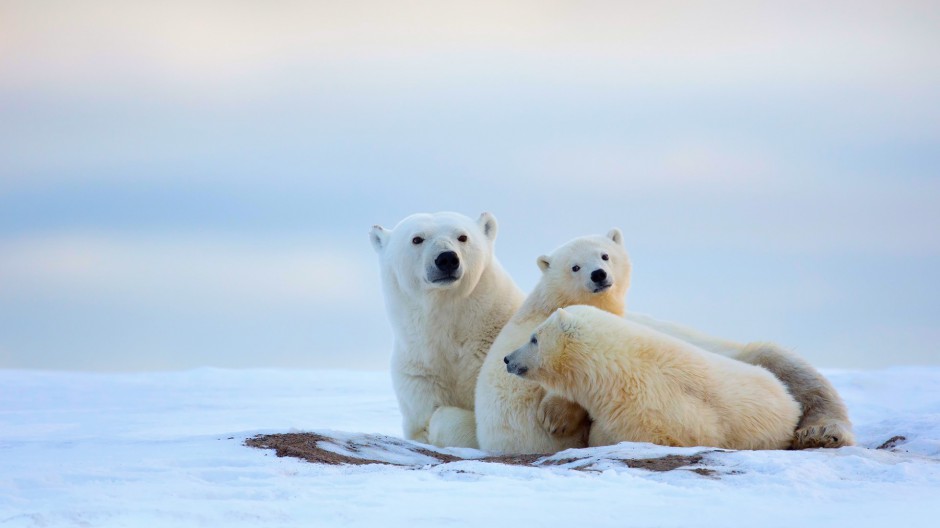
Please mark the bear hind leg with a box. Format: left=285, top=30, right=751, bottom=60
left=736, top=342, right=855, bottom=449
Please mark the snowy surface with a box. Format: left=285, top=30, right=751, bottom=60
left=1, top=367, right=939, bottom=527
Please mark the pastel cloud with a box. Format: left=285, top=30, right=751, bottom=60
left=0, top=233, right=369, bottom=310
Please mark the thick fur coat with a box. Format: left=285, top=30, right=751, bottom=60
left=371, top=212, right=524, bottom=447
left=506, top=306, right=801, bottom=450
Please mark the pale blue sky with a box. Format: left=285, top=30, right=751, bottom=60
left=1, top=1, right=938, bottom=370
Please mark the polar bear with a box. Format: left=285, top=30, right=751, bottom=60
left=623, top=313, right=855, bottom=449
left=370, top=212, right=524, bottom=448
left=475, top=229, right=631, bottom=453
left=505, top=305, right=801, bottom=450
left=475, top=228, right=853, bottom=454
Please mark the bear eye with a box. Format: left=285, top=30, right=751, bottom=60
left=412, top=236, right=424, bottom=245
left=457, top=235, right=468, bottom=243
left=601, top=253, right=609, bottom=261
left=572, top=265, right=580, bottom=272
left=530, top=335, right=538, bottom=345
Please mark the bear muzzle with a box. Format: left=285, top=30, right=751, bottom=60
left=504, top=351, right=529, bottom=377
left=435, top=251, right=460, bottom=273
left=427, top=251, right=463, bottom=285
left=590, top=269, right=613, bottom=293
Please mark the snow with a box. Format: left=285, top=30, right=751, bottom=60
left=1, top=367, right=939, bottom=527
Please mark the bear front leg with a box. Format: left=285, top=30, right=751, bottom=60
left=736, top=342, right=855, bottom=449
left=399, top=399, right=433, bottom=445
left=537, top=392, right=591, bottom=441
left=428, top=406, right=479, bottom=448
left=391, top=368, right=442, bottom=445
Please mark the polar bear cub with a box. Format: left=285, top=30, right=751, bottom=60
left=505, top=305, right=801, bottom=450
left=475, top=229, right=630, bottom=454
left=622, top=313, right=854, bottom=448
left=370, top=212, right=524, bottom=448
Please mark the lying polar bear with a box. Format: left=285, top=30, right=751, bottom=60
left=505, top=305, right=801, bottom=450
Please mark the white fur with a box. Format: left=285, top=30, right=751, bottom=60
left=624, top=312, right=855, bottom=448
left=507, top=306, right=801, bottom=450
left=371, top=212, right=523, bottom=447
left=624, top=311, right=744, bottom=356
left=475, top=230, right=630, bottom=454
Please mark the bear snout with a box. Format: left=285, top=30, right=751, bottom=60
left=590, top=268, right=612, bottom=293
left=506, top=361, right=528, bottom=377
left=504, top=352, right=529, bottom=377
left=435, top=251, right=460, bottom=273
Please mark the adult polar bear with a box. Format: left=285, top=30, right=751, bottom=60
left=370, top=212, right=524, bottom=447
left=371, top=211, right=852, bottom=451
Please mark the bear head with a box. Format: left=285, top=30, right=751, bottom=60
left=536, top=229, right=631, bottom=315
left=504, top=306, right=583, bottom=386
left=370, top=211, right=497, bottom=298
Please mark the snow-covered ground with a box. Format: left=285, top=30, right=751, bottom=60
left=1, top=367, right=938, bottom=527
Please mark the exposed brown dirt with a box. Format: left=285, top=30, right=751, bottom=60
left=247, top=433, right=381, bottom=466
left=245, top=432, right=711, bottom=474
left=876, top=435, right=907, bottom=450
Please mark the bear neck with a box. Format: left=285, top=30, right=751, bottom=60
left=514, top=282, right=626, bottom=323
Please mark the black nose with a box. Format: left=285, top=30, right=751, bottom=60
left=435, top=251, right=460, bottom=273
left=591, top=269, right=607, bottom=283
left=504, top=355, right=510, bottom=364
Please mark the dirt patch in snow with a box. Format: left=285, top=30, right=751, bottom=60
left=246, top=432, right=712, bottom=474
left=876, top=435, right=907, bottom=450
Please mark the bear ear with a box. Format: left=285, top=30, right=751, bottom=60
left=370, top=225, right=390, bottom=253
left=607, top=228, right=623, bottom=246
left=478, top=212, right=498, bottom=241
left=537, top=255, right=551, bottom=273
left=554, top=308, right=575, bottom=332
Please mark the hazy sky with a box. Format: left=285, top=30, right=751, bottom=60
left=1, top=1, right=938, bottom=370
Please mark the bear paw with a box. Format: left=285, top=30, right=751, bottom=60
left=537, top=394, right=590, bottom=439
left=792, top=422, right=855, bottom=449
